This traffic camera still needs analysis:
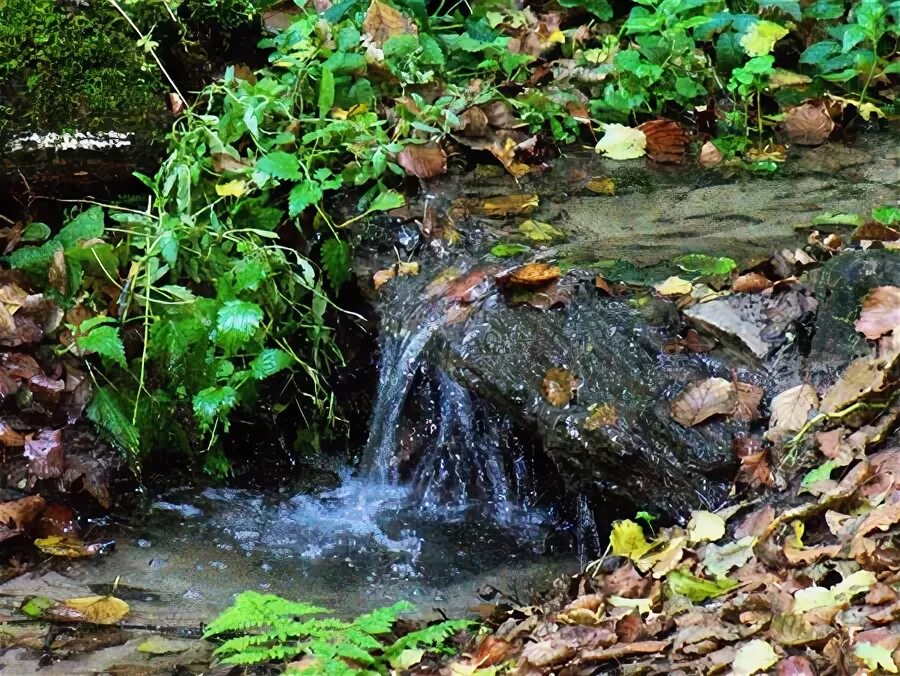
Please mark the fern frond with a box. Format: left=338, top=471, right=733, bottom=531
left=203, top=591, right=329, bottom=639
left=352, top=601, right=413, bottom=635
left=385, top=619, right=474, bottom=657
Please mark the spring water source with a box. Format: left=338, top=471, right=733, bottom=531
left=53, top=285, right=574, bottom=621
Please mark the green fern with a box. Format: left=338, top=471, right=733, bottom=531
left=203, top=592, right=473, bottom=674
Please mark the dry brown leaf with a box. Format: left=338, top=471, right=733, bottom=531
left=820, top=354, right=893, bottom=414
left=543, top=367, right=579, bottom=407
left=580, top=639, right=672, bottom=663
left=733, top=382, right=763, bottom=421
left=473, top=636, right=512, bottom=666
left=363, top=0, right=416, bottom=46
left=397, top=143, right=447, bottom=179
left=855, top=286, right=900, bottom=340
left=520, top=639, right=575, bottom=668
left=733, top=437, right=774, bottom=487
left=595, top=275, right=613, bottom=295
left=852, top=222, right=900, bottom=242
left=504, top=263, right=561, bottom=287
left=780, top=102, right=834, bottom=146
left=0, top=495, right=46, bottom=530
left=670, top=377, right=738, bottom=427
left=637, top=119, right=687, bottom=164
left=699, top=141, right=724, bottom=167
left=0, top=419, right=26, bottom=446
left=373, top=261, right=419, bottom=289
left=767, top=384, right=818, bottom=439
left=734, top=505, right=776, bottom=539
left=486, top=137, right=531, bottom=178
left=732, top=272, right=773, bottom=294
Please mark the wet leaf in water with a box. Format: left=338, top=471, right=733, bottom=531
left=852, top=221, right=900, bottom=242
left=62, top=595, right=129, bottom=625
left=780, top=102, right=834, bottom=146
left=583, top=403, right=618, bottom=430
left=454, top=194, right=539, bottom=218
left=766, top=384, right=818, bottom=439
left=595, top=124, right=646, bottom=160
left=542, top=367, right=579, bottom=407
left=518, top=219, right=564, bottom=242
left=504, top=263, right=561, bottom=287
left=137, top=637, right=189, bottom=655
left=397, top=143, right=447, bottom=179
left=363, top=0, right=416, bottom=46
left=34, top=535, right=92, bottom=558
left=0, top=495, right=46, bottom=530
left=373, top=261, right=420, bottom=289
left=654, top=276, right=692, bottom=296
left=638, top=119, right=687, bottom=164
left=670, top=377, right=737, bottom=427
left=490, top=243, right=530, bottom=258
left=855, top=286, right=900, bottom=340
left=486, top=137, right=532, bottom=178
left=586, top=177, right=616, bottom=195
left=675, top=254, right=736, bottom=277
left=732, top=639, right=779, bottom=676
left=732, top=272, right=773, bottom=293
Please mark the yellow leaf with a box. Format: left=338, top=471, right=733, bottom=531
left=791, top=519, right=804, bottom=548
left=687, top=510, right=726, bottom=543
left=855, top=642, right=899, bottom=673
left=739, top=20, right=789, bottom=56
left=595, top=124, right=646, bottom=160
left=653, top=276, right=692, bottom=296
left=215, top=179, right=248, bottom=197
left=63, top=595, right=129, bottom=625
left=610, top=519, right=653, bottom=560
left=608, top=595, right=652, bottom=614
left=34, top=535, right=91, bottom=558
left=768, top=69, right=812, bottom=89
left=546, top=30, right=565, bottom=44
left=732, top=639, right=778, bottom=675
left=635, top=535, right=686, bottom=577
left=363, top=0, right=417, bottom=47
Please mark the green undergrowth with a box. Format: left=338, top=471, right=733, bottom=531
left=3, top=0, right=898, bottom=476
left=202, top=593, right=472, bottom=673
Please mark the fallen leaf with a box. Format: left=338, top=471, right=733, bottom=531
left=637, top=119, right=687, bottom=163
left=454, top=194, right=539, bottom=218
left=595, top=124, right=646, bottom=160
left=767, top=384, right=818, bottom=439
left=34, top=535, right=93, bottom=558
left=699, top=141, right=724, bottom=167
left=732, top=639, right=779, bottom=675
left=594, top=275, right=613, bottom=295
left=63, top=595, right=129, bottom=625
left=852, top=221, right=900, bottom=242
left=24, top=428, right=65, bottom=480
left=855, top=642, right=898, bottom=673
left=0, top=495, right=46, bottom=530
left=610, top=519, right=653, bottom=560
left=776, top=655, right=817, bottom=675
left=373, top=261, right=420, bottom=289
left=485, top=137, right=531, bottom=178
left=670, top=377, right=738, bottom=427
left=473, top=636, right=512, bottom=667
left=687, top=510, right=726, bottom=543
left=503, top=263, right=561, bottom=287
left=397, top=143, right=447, bottom=179
left=519, top=219, right=564, bottom=242
left=137, top=637, right=189, bottom=655
left=855, top=286, right=900, bottom=340
left=780, top=102, right=834, bottom=146
left=703, top=536, right=757, bottom=576
left=734, top=505, right=775, bottom=538
left=733, top=382, right=763, bottom=421
left=654, top=276, right=693, bottom=296
left=363, top=0, right=417, bottom=46
left=667, top=569, right=738, bottom=602
left=586, top=177, right=615, bottom=195
left=579, top=640, right=671, bottom=664
left=520, top=639, right=575, bottom=668
left=732, top=272, right=773, bottom=294
left=542, top=367, right=579, bottom=407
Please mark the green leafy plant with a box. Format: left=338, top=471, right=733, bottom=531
left=203, top=592, right=472, bottom=673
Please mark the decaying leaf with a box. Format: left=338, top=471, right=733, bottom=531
left=855, top=641, right=899, bottom=673
left=767, top=384, right=818, bottom=440
left=0, top=495, right=46, bottom=530
left=397, top=143, right=447, bottom=179
left=780, top=102, right=834, bottom=146
left=586, top=177, right=615, bottom=195
left=519, top=219, right=564, bottom=242
left=363, top=0, right=417, bottom=46
left=733, top=382, right=763, bottom=421
left=542, top=367, right=579, bottom=407
left=595, top=124, right=646, bottom=160
left=503, top=263, right=561, bottom=287
left=637, top=119, right=687, bottom=164
left=654, top=276, right=692, bottom=296
left=732, top=272, right=773, bottom=294
left=24, top=428, right=65, bottom=480
left=670, top=377, right=738, bottom=427
left=453, top=194, right=539, bottom=218
left=733, top=437, right=773, bottom=487
left=62, top=595, right=130, bottom=625
left=34, top=535, right=93, bottom=558
left=855, top=286, right=900, bottom=340
left=373, top=261, right=420, bottom=289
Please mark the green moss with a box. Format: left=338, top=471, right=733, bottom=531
left=0, top=0, right=168, bottom=136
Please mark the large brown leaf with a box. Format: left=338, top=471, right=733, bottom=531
left=767, top=384, right=818, bottom=439
left=0, top=495, right=46, bottom=530
left=780, top=102, right=834, bottom=146
left=670, top=377, right=737, bottom=427
left=396, top=143, right=447, bottom=179
left=855, top=286, right=900, bottom=340
left=637, top=119, right=687, bottom=164
left=363, top=0, right=416, bottom=46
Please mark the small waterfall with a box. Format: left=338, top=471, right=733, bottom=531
left=363, top=307, right=446, bottom=484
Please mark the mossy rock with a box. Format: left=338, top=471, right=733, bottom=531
left=0, top=0, right=171, bottom=139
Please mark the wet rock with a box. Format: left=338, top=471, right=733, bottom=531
left=684, top=295, right=772, bottom=359
left=808, top=249, right=900, bottom=387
